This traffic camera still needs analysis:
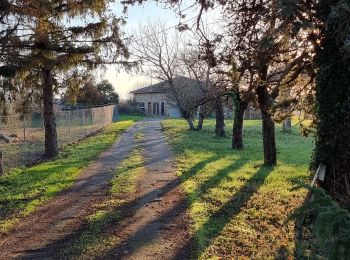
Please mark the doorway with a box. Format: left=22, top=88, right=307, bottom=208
left=161, top=102, right=165, bottom=116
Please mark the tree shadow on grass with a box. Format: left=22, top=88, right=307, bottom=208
left=180, top=154, right=223, bottom=181
left=17, top=177, right=186, bottom=259
left=0, top=163, right=80, bottom=224
left=174, top=165, right=274, bottom=259
left=187, top=157, right=248, bottom=205
left=15, top=155, right=225, bottom=259
left=9, top=151, right=268, bottom=259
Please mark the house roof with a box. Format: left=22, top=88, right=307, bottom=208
left=130, top=81, right=167, bottom=94
left=130, top=76, right=206, bottom=95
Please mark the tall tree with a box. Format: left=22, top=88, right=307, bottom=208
left=0, top=0, right=129, bottom=157
left=313, top=0, right=350, bottom=206
left=179, top=29, right=226, bottom=135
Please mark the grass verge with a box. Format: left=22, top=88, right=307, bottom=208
left=0, top=116, right=141, bottom=233
left=162, top=119, right=314, bottom=259
left=63, top=147, right=144, bottom=258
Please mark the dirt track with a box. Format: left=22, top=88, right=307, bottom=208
left=0, top=119, right=191, bottom=260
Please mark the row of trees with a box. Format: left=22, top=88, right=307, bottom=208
left=130, top=16, right=311, bottom=165
left=126, top=0, right=350, bottom=205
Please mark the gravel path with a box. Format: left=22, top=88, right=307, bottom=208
left=103, top=119, right=191, bottom=260
left=0, top=119, right=191, bottom=260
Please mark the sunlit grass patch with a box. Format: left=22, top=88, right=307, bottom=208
left=162, top=118, right=313, bottom=259
left=64, top=147, right=144, bottom=258
left=0, top=117, right=141, bottom=234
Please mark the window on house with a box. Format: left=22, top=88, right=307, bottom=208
left=138, top=102, right=145, bottom=111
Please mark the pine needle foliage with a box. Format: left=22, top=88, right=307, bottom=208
left=291, top=185, right=350, bottom=259
left=313, top=0, right=350, bottom=205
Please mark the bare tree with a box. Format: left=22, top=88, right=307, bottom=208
left=131, top=20, right=198, bottom=129
left=179, top=24, right=228, bottom=136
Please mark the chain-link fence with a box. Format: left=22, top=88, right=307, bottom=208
left=0, top=105, right=117, bottom=174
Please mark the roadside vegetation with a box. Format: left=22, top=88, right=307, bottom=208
left=162, top=119, right=314, bottom=259
left=64, top=147, right=145, bottom=258
left=0, top=116, right=141, bottom=233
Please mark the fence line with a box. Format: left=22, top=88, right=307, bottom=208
left=0, top=104, right=117, bottom=174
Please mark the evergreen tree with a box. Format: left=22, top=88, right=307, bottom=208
left=313, top=0, right=350, bottom=206
left=0, top=0, right=129, bottom=157
left=97, top=80, right=119, bottom=104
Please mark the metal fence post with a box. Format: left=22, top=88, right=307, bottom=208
left=23, top=116, right=27, bottom=164
left=68, top=110, right=71, bottom=137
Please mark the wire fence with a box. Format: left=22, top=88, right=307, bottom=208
left=0, top=104, right=117, bottom=174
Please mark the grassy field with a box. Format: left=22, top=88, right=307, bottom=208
left=0, top=115, right=142, bottom=233
left=162, top=119, right=314, bottom=259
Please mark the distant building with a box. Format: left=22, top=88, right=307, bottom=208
left=130, top=77, right=206, bottom=118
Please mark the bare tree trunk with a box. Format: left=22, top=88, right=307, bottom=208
left=43, top=68, right=58, bottom=158
left=197, top=115, right=205, bottom=130
left=197, top=106, right=206, bottom=130
left=215, top=100, right=226, bottom=137
left=232, top=100, right=248, bottom=149
left=257, top=85, right=277, bottom=166
left=282, top=117, right=292, bottom=132
left=186, top=117, right=195, bottom=130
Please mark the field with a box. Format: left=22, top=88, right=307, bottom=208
left=162, top=119, right=314, bottom=259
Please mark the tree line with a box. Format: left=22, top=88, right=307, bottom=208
left=127, top=0, right=350, bottom=207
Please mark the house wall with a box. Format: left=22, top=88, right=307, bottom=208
left=133, top=93, right=180, bottom=118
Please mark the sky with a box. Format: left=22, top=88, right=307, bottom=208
left=103, top=2, right=190, bottom=100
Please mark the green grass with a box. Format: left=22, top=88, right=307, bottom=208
left=162, top=119, right=314, bottom=259
left=64, top=147, right=145, bottom=258
left=0, top=116, right=141, bottom=234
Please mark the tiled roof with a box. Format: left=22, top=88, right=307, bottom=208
left=130, top=76, right=206, bottom=95
left=130, top=81, right=167, bottom=94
